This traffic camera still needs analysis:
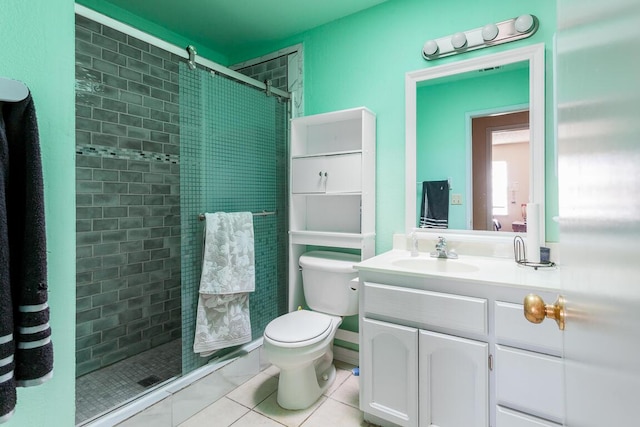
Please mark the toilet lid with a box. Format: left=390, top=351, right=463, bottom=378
left=264, top=310, right=333, bottom=344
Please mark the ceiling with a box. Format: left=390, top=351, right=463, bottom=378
left=102, top=0, right=390, bottom=57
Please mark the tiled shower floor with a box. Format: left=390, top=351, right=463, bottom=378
left=75, top=339, right=182, bottom=425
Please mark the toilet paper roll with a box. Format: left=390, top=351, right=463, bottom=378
left=526, top=203, right=540, bottom=263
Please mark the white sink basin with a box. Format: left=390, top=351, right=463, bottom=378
left=391, top=257, right=480, bottom=274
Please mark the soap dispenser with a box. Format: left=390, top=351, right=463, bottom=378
left=411, top=232, right=419, bottom=257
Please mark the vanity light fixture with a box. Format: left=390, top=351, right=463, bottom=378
left=422, top=14, right=539, bottom=61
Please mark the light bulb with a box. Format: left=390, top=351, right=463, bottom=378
left=451, top=32, right=467, bottom=49
left=482, top=23, right=499, bottom=41
left=423, top=40, right=439, bottom=57
left=515, top=14, right=535, bottom=33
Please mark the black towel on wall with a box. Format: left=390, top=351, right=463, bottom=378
left=419, top=180, right=449, bottom=229
left=0, top=93, right=52, bottom=423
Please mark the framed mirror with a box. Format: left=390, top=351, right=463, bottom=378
left=405, top=43, right=545, bottom=244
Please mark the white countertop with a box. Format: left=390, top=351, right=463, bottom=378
left=355, top=249, right=561, bottom=292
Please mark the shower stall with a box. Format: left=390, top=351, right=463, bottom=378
left=74, top=9, right=290, bottom=425
left=179, top=63, right=289, bottom=374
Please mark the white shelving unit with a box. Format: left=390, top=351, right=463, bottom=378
left=288, top=107, right=376, bottom=311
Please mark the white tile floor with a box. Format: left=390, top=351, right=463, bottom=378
left=178, top=362, right=375, bottom=427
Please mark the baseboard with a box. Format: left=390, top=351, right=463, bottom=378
left=333, top=344, right=359, bottom=366
left=335, top=328, right=358, bottom=345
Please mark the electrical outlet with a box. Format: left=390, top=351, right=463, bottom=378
left=451, top=194, right=463, bottom=205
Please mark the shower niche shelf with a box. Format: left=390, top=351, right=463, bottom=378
left=288, top=107, right=376, bottom=311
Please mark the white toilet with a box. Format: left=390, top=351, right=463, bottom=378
left=263, top=250, right=359, bottom=410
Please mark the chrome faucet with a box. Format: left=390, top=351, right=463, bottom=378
left=430, top=236, right=458, bottom=259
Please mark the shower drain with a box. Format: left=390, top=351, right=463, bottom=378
left=137, top=375, right=162, bottom=388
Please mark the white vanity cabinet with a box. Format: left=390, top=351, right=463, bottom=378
left=356, top=256, right=564, bottom=427
left=360, top=282, right=489, bottom=427
left=288, top=107, right=375, bottom=311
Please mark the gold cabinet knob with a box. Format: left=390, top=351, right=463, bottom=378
left=523, top=294, right=566, bottom=330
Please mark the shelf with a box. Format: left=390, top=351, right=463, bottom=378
left=292, top=149, right=363, bottom=159
left=291, top=107, right=375, bottom=157
left=290, top=194, right=363, bottom=234
left=290, top=230, right=375, bottom=248
left=290, top=106, right=374, bottom=126
left=291, top=191, right=362, bottom=196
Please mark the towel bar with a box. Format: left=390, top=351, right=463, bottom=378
left=417, top=179, right=452, bottom=190
left=198, top=210, right=277, bottom=221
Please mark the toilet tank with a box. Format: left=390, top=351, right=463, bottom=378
left=299, top=251, right=360, bottom=316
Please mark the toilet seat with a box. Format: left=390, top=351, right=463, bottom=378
left=264, top=311, right=335, bottom=348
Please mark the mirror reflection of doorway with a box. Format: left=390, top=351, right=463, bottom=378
left=472, top=110, right=529, bottom=232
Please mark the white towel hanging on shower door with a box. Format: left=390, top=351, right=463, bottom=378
left=193, top=212, right=255, bottom=356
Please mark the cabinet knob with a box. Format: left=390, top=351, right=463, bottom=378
left=523, top=294, right=566, bottom=330
left=319, top=171, right=323, bottom=177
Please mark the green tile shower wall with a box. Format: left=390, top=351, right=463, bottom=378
left=75, top=15, right=182, bottom=377
left=179, top=64, right=288, bottom=373
left=234, top=55, right=289, bottom=92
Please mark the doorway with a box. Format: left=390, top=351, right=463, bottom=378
left=472, top=110, right=529, bottom=232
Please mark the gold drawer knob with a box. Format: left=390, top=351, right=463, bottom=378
left=523, top=294, right=566, bottom=331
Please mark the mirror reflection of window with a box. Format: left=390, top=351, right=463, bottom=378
left=492, top=160, right=508, bottom=216
left=490, top=126, right=530, bottom=232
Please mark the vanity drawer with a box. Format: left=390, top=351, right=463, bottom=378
left=363, top=282, right=487, bottom=335
left=496, top=406, right=562, bottom=427
left=495, top=301, right=562, bottom=355
left=495, top=345, right=564, bottom=423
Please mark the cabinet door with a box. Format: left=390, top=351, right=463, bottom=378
left=361, top=318, right=418, bottom=427
left=324, top=153, right=361, bottom=193
left=419, top=330, right=488, bottom=427
left=291, top=153, right=362, bottom=194
left=291, top=157, right=326, bottom=193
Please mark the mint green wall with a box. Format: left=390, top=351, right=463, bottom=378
left=76, top=0, right=229, bottom=65
left=232, top=0, right=559, bottom=250
left=416, top=67, right=529, bottom=229
left=0, top=0, right=76, bottom=425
